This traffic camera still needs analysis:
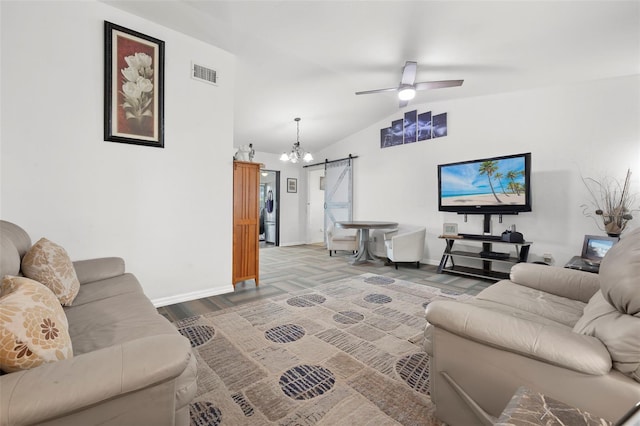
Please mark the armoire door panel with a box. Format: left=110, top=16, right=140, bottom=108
left=232, top=161, right=261, bottom=286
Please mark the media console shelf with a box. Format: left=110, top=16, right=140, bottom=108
left=437, top=214, right=532, bottom=281
left=437, top=235, right=532, bottom=281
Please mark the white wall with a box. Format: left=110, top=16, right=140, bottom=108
left=1, top=1, right=236, bottom=304
left=317, top=76, right=640, bottom=267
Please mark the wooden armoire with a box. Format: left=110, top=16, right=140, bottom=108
left=232, top=161, right=261, bottom=287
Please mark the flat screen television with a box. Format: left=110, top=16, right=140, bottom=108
left=438, top=152, right=532, bottom=214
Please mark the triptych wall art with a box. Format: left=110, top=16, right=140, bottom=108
left=380, top=110, right=447, bottom=149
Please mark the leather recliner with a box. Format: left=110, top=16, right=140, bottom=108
left=424, top=227, right=640, bottom=425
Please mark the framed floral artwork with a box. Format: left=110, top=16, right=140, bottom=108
left=104, top=21, right=165, bottom=148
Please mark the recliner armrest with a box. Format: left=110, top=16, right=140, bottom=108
left=509, top=263, right=600, bottom=303
left=1, top=334, right=193, bottom=426
left=73, top=257, right=125, bottom=284
left=425, top=300, right=611, bottom=375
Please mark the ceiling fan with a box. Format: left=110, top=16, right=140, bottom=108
left=355, top=61, right=464, bottom=108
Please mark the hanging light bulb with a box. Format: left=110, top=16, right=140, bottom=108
left=280, top=117, right=313, bottom=163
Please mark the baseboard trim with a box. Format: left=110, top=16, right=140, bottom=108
left=152, top=285, right=234, bottom=308
left=279, top=241, right=306, bottom=247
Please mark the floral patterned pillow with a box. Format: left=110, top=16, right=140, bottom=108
left=21, top=237, right=80, bottom=306
left=0, top=276, right=73, bottom=373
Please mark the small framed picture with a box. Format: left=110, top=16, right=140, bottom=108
left=287, top=178, right=297, bottom=193
left=443, top=223, right=458, bottom=236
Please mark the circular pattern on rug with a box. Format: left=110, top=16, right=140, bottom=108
left=333, top=311, right=365, bottom=324
left=190, top=401, right=222, bottom=426
left=364, top=276, right=395, bottom=285
left=265, top=324, right=306, bottom=343
left=178, top=325, right=215, bottom=347
left=396, top=352, right=430, bottom=395
left=364, top=293, right=392, bottom=304
left=286, top=294, right=326, bottom=307
left=279, top=365, right=336, bottom=400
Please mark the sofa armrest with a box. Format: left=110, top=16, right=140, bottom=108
left=73, top=257, right=125, bottom=284
left=1, top=334, right=193, bottom=426
left=509, top=263, right=600, bottom=303
left=425, top=300, right=611, bottom=375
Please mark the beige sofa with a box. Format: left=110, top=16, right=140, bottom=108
left=425, top=227, right=640, bottom=425
left=0, top=220, right=197, bottom=426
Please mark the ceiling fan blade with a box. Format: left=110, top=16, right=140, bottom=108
left=414, top=79, right=464, bottom=90
left=400, top=61, right=417, bottom=85
left=355, top=87, right=398, bottom=95
left=399, top=99, right=410, bottom=108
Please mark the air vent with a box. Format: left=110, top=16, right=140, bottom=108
left=191, top=62, right=218, bottom=85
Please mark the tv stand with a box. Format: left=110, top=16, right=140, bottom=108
left=438, top=214, right=532, bottom=281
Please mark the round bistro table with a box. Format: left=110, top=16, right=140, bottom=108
left=335, top=221, right=398, bottom=265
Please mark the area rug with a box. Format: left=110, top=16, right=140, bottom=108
left=174, top=273, right=472, bottom=426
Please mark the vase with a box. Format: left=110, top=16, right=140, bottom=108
left=604, top=221, right=625, bottom=237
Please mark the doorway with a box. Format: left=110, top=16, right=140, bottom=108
left=307, top=166, right=325, bottom=244
left=259, top=170, right=280, bottom=248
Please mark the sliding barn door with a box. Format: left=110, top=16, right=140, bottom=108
left=324, top=158, right=353, bottom=243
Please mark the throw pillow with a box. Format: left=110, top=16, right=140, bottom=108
left=21, top=237, right=80, bottom=305
left=0, top=276, right=73, bottom=373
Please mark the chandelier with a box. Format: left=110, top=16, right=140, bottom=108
left=280, top=117, right=313, bottom=163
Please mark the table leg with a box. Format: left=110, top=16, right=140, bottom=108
left=437, top=239, right=455, bottom=273
left=349, top=229, right=383, bottom=265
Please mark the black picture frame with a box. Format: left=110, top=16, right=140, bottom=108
left=287, top=178, right=298, bottom=193
left=380, top=127, right=392, bottom=148
left=403, top=110, right=417, bottom=144
left=417, top=111, right=432, bottom=141
left=104, top=21, right=165, bottom=148
left=390, top=119, right=404, bottom=147
left=433, top=112, right=448, bottom=138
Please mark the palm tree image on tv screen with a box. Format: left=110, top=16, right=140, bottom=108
left=478, top=160, right=526, bottom=204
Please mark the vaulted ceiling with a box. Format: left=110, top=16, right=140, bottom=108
left=103, top=1, right=640, bottom=155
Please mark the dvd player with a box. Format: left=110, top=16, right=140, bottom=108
left=479, top=251, right=510, bottom=260
left=459, top=233, right=503, bottom=241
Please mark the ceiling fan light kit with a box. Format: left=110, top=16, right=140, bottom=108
left=281, top=117, right=313, bottom=164
left=356, top=61, right=463, bottom=107
left=398, top=85, right=416, bottom=101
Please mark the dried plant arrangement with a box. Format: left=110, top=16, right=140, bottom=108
left=582, top=169, right=637, bottom=236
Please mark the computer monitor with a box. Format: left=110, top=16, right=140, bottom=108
left=581, top=235, right=619, bottom=263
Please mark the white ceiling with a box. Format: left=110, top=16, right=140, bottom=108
left=103, top=1, right=640, bottom=155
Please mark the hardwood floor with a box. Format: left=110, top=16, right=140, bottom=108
left=157, top=243, right=492, bottom=322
